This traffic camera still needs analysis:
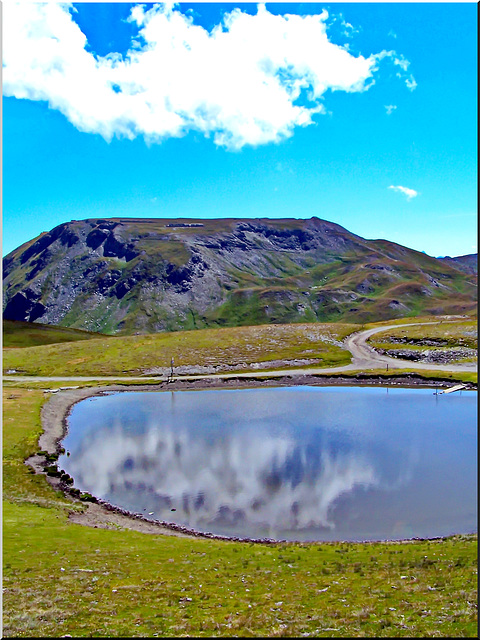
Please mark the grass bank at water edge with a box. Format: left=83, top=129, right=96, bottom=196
left=2, top=386, right=477, bottom=637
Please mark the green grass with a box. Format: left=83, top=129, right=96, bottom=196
left=3, top=388, right=78, bottom=511
left=367, top=320, right=477, bottom=345
left=3, top=320, right=104, bottom=349
left=3, top=387, right=477, bottom=637
left=208, top=287, right=320, bottom=326
left=2, top=322, right=357, bottom=377
left=361, top=319, right=477, bottom=381
left=364, top=315, right=476, bottom=329
left=320, top=369, right=478, bottom=385
left=135, top=238, right=192, bottom=266
left=366, top=320, right=477, bottom=360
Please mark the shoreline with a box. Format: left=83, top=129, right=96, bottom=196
left=29, top=374, right=478, bottom=545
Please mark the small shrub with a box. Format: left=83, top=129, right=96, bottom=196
left=45, top=465, right=61, bottom=477
left=60, top=472, right=74, bottom=485
left=80, top=492, right=97, bottom=503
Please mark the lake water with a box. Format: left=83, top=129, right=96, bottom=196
left=59, top=386, right=477, bottom=542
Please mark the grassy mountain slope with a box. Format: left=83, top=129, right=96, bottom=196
left=2, top=320, right=104, bottom=349
left=439, top=253, right=478, bottom=275
left=3, top=217, right=477, bottom=334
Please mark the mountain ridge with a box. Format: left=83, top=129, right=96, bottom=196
left=3, top=217, right=477, bottom=334
left=438, top=254, right=478, bottom=275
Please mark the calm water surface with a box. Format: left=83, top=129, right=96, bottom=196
left=59, top=386, right=477, bottom=542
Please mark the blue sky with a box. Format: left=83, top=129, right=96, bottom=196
left=2, top=2, right=477, bottom=258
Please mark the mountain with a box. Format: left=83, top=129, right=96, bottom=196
left=2, top=217, right=477, bottom=334
left=438, top=254, right=478, bottom=276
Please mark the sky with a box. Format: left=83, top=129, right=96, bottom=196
left=2, top=1, right=477, bottom=259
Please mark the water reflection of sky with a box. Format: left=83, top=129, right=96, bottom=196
left=59, top=387, right=477, bottom=541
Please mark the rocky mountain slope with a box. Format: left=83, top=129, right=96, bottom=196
left=3, top=217, right=477, bottom=334
left=438, top=254, right=478, bottom=276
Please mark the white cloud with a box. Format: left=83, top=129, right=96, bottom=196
left=388, top=185, right=418, bottom=200
left=3, top=2, right=415, bottom=150
left=394, top=55, right=410, bottom=72
left=385, top=104, right=397, bottom=115
left=405, top=77, right=418, bottom=92
left=392, top=56, right=417, bottom=91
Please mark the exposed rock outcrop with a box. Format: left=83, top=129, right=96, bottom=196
left=3, top=217, right=477, bottom=334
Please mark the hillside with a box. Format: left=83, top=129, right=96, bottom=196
left=2, top=319, right=103, bottom=349
left=439, top=253, right=478, bottom=275
left=3, top=217, right=477, bottom=334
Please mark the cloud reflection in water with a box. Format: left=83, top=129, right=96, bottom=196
left=59, top=387, right=477, bottom=541
left=69, top=420, right=380, bottom=535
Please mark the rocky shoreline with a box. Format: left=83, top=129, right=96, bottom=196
left=27, top=374, right=477, bottom=544
left=376, top=347, right=477, bottom=364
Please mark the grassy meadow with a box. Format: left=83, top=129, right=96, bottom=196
left=367, top=319, right=477, bottom=363
left=3, top=317, right=478, bottom=636
left=2, top=319, right=105, bottom=349
left=3, top=316, right=477, bottom=382
left=3, top=386, right=477, bottom=637
left=2, top=322, right=357, bottom=377
left=366, top=319, right=477, bottom=348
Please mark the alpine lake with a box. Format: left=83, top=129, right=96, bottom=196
left=58, top=385, right=477, bottom=543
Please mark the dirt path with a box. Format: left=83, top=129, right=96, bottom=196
left=343, top=321, right=477, bottom=373
left=12, top=320, right=476, bottom=538
left=5, top=321, right=476, bottom=385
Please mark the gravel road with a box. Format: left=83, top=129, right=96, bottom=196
left=4, top=321, right=476, bottom=385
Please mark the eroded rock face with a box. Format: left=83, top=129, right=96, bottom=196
left=97, top=270, right=122, bottom=295
left=103, top=234, right=137, bottom=261
left=19, top=223, right=80, bottom=265
left=356, top=279, right=374, bottom=294
left=165, top=264, right=193, bottom=290
left=86, top=228, right=109, bottom=250
left=3, top=289, right=46, bottom=322
left=26, top=249, right=54, bottom=281
left=2, top=217, right=477, bottom=333
left=85, top=225, right=138, bottom=261
left=439, top=254, right=478, bottom=276
left=377, top=347, right=477, bottom=364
